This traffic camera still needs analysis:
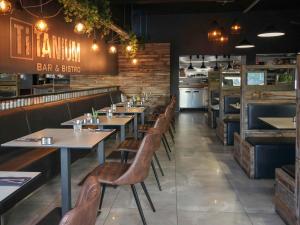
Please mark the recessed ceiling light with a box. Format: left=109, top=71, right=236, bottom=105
left=257, top=25, right=285, bottom=38
left=235, top=39, right=255, bottom=49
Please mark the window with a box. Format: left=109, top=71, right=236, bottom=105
left=247, top=72, right=265, bottom=85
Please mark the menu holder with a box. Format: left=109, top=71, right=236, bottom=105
left=0, top=177, right=31, bottom=186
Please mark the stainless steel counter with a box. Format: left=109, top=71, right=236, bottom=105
left=179, top=87, right=208, bottom=109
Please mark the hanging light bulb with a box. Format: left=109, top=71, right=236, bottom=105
left=132, top=58, right=138, bottom=65
left=218, top=27, right=229, bottom=45
left=208, top=21, right=222, bottom=42
left=74, top=22, right=85, bottom=34
left=35, top=19, right=48, bottom=32
left=230, top=19, right=242, bottom=35
left=91, top=39, right=99, bottom=51
left=0, top=0, right=12, bottom=14
left=109, top=45, right=117, bottom=54
left=126, top=45, right=133, bottom=52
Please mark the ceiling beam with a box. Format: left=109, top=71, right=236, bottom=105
left=243, top=0, right=260, bottom=13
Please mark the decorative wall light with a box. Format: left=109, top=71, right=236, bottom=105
left=74, top=22, right=85, bottom=34
left=91, top=39, right=99, bottom=51
left=235, top=38, right=255, bottom=49
left=257, top=25, right=285, bottom=38
left=230, top=19, right=241, bottom=35
left=208, top=21, right=222, bottom=42
left=0, top=0, right=12, bottom=14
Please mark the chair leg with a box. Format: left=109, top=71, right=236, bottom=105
left=171, top=119, right=176, bottom=133
left=163, top=134, right=172, bottom=153
left=131, top=184, right=147, bottom=225
left=140, top=182, right=156, bottom=212
left=98, top=183, right=106, bottom=212
left=151, top=161, right=162, bottom=191
left=161, top=137, right=171, bottom=161
left=154, top=152, right=164, bottom=176
left=168, top=127, right=175, bottom=144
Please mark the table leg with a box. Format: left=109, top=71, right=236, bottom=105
left=97, top=141, right=105, bottom=164
left=141, top=112, right=145, bottom=125
left=120, top=125, right=125, bottom=142
left=134, top=115, right=138, bottom=139
left=60, top=148, right=71, bottom=216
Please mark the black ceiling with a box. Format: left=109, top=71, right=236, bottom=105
left=110, top=0, right=300, bottom=14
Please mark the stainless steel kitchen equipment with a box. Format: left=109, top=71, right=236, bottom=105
left=179, top=87, right=208, bottom=109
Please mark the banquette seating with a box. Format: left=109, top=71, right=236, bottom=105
left=0, top=90, right=122, bottom=215
left=240, top=103, right=296, bottom=179
left=223, top=96, right=240, bottom=145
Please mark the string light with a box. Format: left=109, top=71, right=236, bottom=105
left=126, top=45, right=133, bottom=52
left=74, top=22, right=85, bottom=34
left=230, top=20, right=241, bottom=35
left=132, top=58, right=138, bottom=65
left=91, top=39, right=99, bottom=51
left=109, top=45, right=117, bottom=54
left=208, top=21, right=222, bottom=42
left=35, top=19, right=48, bottom=32
left=0, top=0, right=12, bottom=14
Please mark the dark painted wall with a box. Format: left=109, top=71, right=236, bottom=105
left=133, top=10, right=300, bottom=97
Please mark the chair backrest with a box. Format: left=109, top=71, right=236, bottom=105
left=59, top=176, right=101, bottom=225
left=115, top=132, right=161, bottom=185
left=153, top=114, right=167, bottom=134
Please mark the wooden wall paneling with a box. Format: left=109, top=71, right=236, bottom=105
left=207, top=71, right=220, bottom=128
left=296, top=54, right=300, bottom=224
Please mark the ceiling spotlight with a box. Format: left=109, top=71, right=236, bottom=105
left=257, top=25, right=285, bottom=38
left=74, top=22, right=85, bottom=34
left=35, top=19, right=49, bottom=32
left=0, top=0, right=12, bottom=14
left=235, top=39, right=255, bottom=49
left=91, top=39, right=99, bottom=51
left=109, top=45, right=117, bottom=54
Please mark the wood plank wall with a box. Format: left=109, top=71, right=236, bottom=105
left=296, top=54, right=300, bottom=223
left=70, top=43, right=171, bottom=108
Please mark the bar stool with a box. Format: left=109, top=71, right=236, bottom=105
left=58, top=176, right=101, bottom=225
left=90, top=131, right=161, bottom=225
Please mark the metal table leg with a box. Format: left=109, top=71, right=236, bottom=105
left=97, top=141, right=105, bottom=164
left=141, top=112, right=145, bottom=125
left=134, top=115, right=138, bottom=139
left=120, top=125, right=126, bottom=142
left=60, top=148, right=71, bottom=216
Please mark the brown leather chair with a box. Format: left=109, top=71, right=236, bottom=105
left=90, top=131, right=161, bottom=225
left=117, top=116, right=167, bottom=191
left=59, top=176, right=101, bottom=225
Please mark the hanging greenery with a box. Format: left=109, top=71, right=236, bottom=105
left=58, top=0, right=112, bottom=36
left=121, top=32, right=139, bottom=58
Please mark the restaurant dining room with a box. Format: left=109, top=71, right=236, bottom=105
left=0, top=0, right=300, bottom=225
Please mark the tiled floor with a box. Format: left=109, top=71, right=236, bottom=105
left=3, top=112, right=285, bottom=225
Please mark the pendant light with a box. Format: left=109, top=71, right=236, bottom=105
left=218, top=27, right=229, bottom=45
left=74, top=22, right=85, bottom=34
left=230, top=19, right=242, bottom=35
left=0, top=0, right=12, bottom=14
left=214, top=55, right=219, bottom=71
left=208, top=21, right=222, bottom=42
left=201, top=55, right=206, bottom=69
left=227, top=55, right=232, bottom=69
left=35, top=0, right=48, bottom=32
left=257, top=25, right=285, bottom=38
left=187, top=55, right=194, bottom=70
left=235, top=38, right=255, bottom=49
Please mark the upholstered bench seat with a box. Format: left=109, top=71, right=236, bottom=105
left=223, top=118, right=240, bottom=145
left=245, top=137, right=295, bottom=178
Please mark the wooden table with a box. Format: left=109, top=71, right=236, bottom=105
left=98, top=107, right=146, bottom=139
left=230, top=104, right=240, bottom=110
left=61, top=115, right=133, bottom=141
left=1, top=128, right=114, bottom=216
left=258, top=117, right=296, bottom=130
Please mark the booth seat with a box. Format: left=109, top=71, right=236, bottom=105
left=245, top=137, right=295, bottom=179
left=0, top=90, right=122, bottom=215
left=224, top=117, right=240, bottom=145
left=224, top=96, right=240, bottom=114
left=248, top=103, right=296, bottom=130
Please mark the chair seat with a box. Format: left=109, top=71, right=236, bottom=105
left=90, top=162, right=131, bottom=185
left=138, top=124, right=152, bottom=133
left=117, top=138, right=141, bottom=152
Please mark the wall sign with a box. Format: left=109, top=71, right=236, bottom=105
left=0, top=12, right=118, bottom=75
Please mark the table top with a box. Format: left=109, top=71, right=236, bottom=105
left=61, top=115, right=133, bottom=126
left=230, top=104, right=240, bottom=110
left=98, top=106, right=146, bottom=114
left=258, top=117, right=296, bottom=130
left=1, top=129, right=114, bottom=149
left=0, top=171, right=40, bottom=202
